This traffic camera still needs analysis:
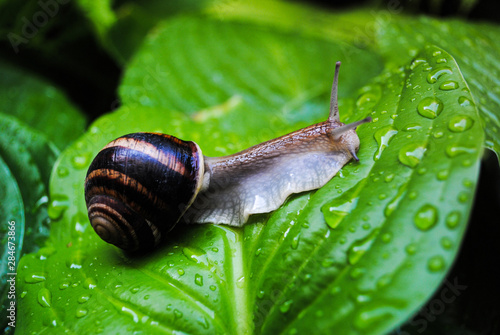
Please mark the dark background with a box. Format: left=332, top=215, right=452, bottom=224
left=1, top=0, right=499, bottom=334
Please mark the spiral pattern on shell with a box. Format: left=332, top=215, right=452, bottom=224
left=84, top=133, right=204, bottom=252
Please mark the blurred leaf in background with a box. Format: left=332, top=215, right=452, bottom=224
left=0, top=61, right=86, bottom=150
left=0, top=0, right=120, bottom=120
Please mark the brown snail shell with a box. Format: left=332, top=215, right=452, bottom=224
left=85, top=133, right=204, bottom=251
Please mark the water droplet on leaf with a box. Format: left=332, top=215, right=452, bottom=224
left=427, top=67, right=452, bottom=84
left=322, top=194, right=359, bottom=229
left=462, top=179, right=473, bottom=188
left=398, top=142, right=427, bottom=168
left=448, top=115, right=474, bottom=132
left=348, top=229, right=379, bottom=265
left=57, top=166, right=69, bottom=178
left=195, top=274, right=203, bottom=286
left=427, top=255, right=445, bottom=272
left=414, top=204, right=438, bottom=231
left=439, top=81, right=458, bottom=90
left=280, top=300, right=293, bottom=313
left=47, top=195, right=69, bottom=220
left=75, top=308, right=88, bottom=318
left=71, top=153, right=91, bottom=170
left=417, top=167, right=427, bottom=175
left=356, top=88, right=380, bottom=110
left=384, top=173, right=395, bottom=183
left=350, top=267, right=366, bottom=280
left=410, top=58, right=427, bottom=70
left=37, top=288, right=52, bottom=308
left=432, top=50, right=442, bottom=57
left=121, top=307, right=139, bottom=323
left=197, top=316, right=210, bottom=329
left=236, top=276, right=245, bottom=288
left=440, top=237, right=453, bottom=250
left=433, top=130, right=444, bottom=139
left=25, top=273, right=46, bottom=283
left=373, top=126, right=398, bottom=161
left=403, top=123, right=422, bottom=132
left=78, top=294, right=91, bottom=303
left=354, top=293, right=372, bottom=304
left=37, top=247, right=56, bottom=260
left=84, top=277, right=97, bottom=289
left=353, top=305, right=394, bottom=331
left=182, top=247, right=207, bottom=266
left=405, top=243, right=417, bottom=255
left=330, top=286, right=341, bottom=295
left=445, top=144, right=476, bottom=157
left=291, top=234, right=300, bottom=250
left=458, top=191, right=468, bottom=203
left=417, top=97, right=443, bottom=119
left=376, top=274, right=392, bottom=288
left=458, top=96, right=473, bottom=107
left=174, top=309, right=183, bottom=319
left=381, top=232, right=392, bottom=243
left=321, top=258, right=335, bottom=268
left=436, top=169, right=449, bottom=180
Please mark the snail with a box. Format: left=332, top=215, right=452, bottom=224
left=84, top=61, right=371, bottom=252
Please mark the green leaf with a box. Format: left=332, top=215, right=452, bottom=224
left=0, top=61, right=86, bottom=151
left=0, top=114, right=58, bottom=331
left=203, top=0, right=376, bottom=46
left=0, top=114, right=58, bottom=251
left=375, top=16, right=500, bottom=160
left=75, top=0, right=117, bottom=39
left=252, top=45, right=482, bottom=334
left=17, top=16, right=482, bottom=335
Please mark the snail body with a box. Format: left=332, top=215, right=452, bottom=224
left=85, top=62, right=370, bottom=252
